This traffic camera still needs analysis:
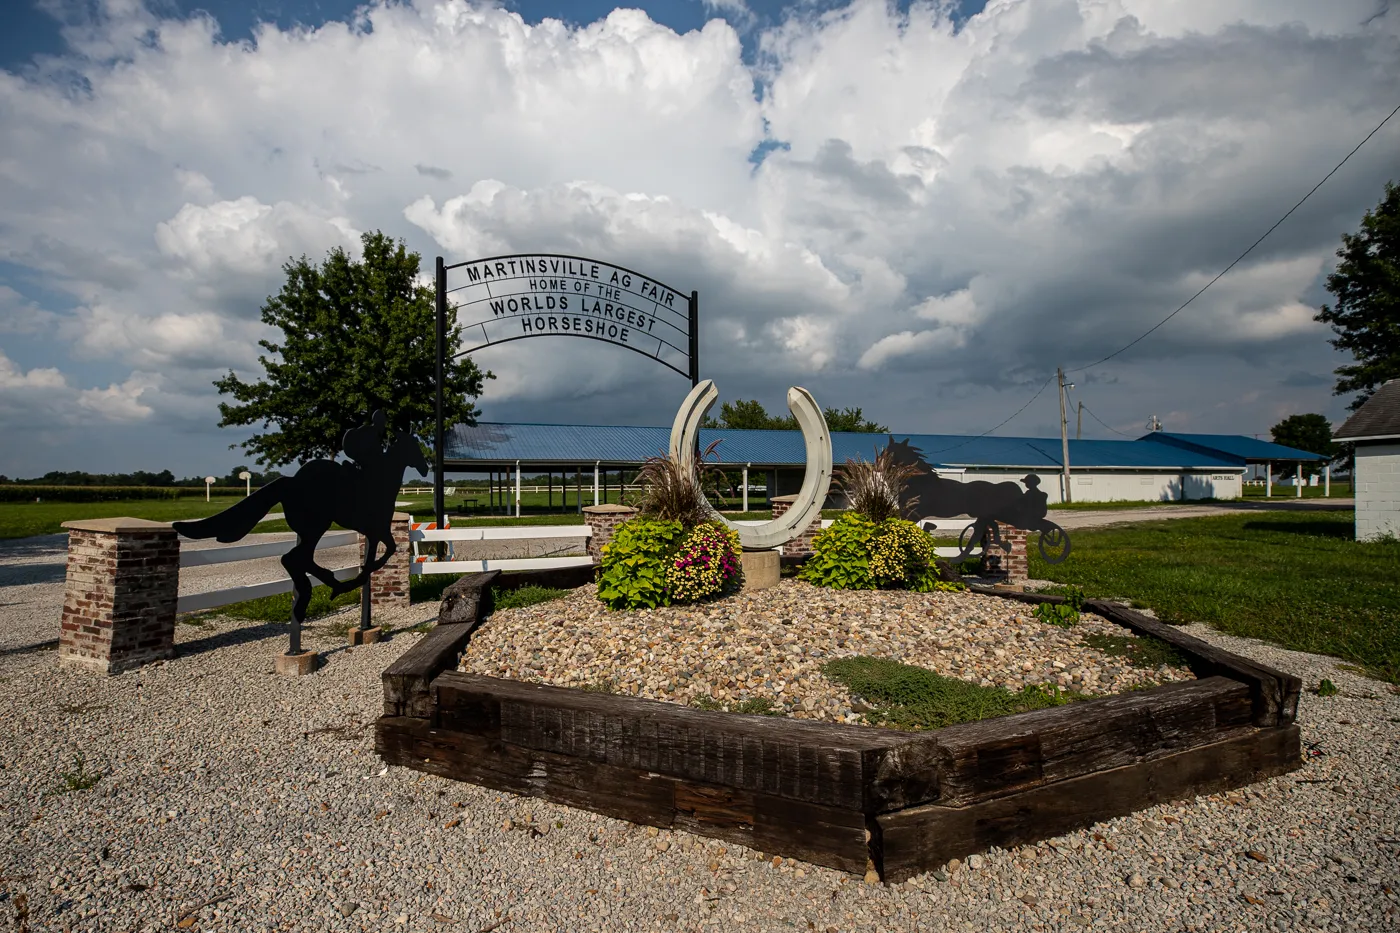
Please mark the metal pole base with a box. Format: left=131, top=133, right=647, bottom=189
left=348, top=626, right=382, bottom=646
left=274, top=650, right=319, bottom=676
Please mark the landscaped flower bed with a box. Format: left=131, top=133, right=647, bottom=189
left=458, top=580, right=1195, bottom=725
left=376, top=575, right=1302, bottom=881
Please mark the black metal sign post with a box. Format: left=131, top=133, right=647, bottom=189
left=688, top=290, right=699, bottom=388
left=435, top=256, right=447, bottom=532
left=432, top=254, right=699, bottom=522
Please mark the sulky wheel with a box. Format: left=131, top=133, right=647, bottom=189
left=957, top=522, right=982, bottom=561
left=1037, top=523, right=1071, bottom=564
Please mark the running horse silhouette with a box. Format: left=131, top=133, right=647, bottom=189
left=173, top=410, right=429, bottom=650
left=883, top=437, right=1071, bottom=565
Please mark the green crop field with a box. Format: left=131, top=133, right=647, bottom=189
left=0, top=497, right=251, bottom=540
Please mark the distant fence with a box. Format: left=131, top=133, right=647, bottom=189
left=2, top=485, right=250, bottom=503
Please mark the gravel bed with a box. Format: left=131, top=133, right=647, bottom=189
left=458, top=580, right=1194, bottom=724
left=0, top=538, right=1396, bottom=932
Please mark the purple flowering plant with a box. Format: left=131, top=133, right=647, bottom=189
left=665, top=521, right=744, bottom=604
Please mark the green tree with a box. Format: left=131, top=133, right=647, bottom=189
left=214, top=231, right=493, bottom=468
left=701, top=398, right=888, bottom=432
left=1269, top=413, right=1337, bottom=476
left=1316, top=181, right=1400, bottom=411
left=823, top=406, right=889, bottom=433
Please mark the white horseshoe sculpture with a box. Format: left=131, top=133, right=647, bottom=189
left=669, top=379, right=833, bottom=551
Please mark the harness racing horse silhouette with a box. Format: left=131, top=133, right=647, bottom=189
left=883, top=437, right=1071, bottom=564
left=173, top=410, right=429, bottom=652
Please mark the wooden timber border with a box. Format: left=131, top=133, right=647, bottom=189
left=375, top=575, right=1303, bottom=881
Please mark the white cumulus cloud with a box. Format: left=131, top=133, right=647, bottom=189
left=0, top=0, right=1396, bottom=474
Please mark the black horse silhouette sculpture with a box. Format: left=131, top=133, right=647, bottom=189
left=883, top=437, right=1071, bottom=564
left=173, top=410, right=429, bottom=654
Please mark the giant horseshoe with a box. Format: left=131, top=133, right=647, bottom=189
left=669, top=379, right=833, bottom=551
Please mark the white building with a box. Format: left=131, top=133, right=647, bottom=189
left=1335, top=379, right=1400, bottom=542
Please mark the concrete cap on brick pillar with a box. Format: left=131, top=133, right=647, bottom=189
left=391, top=512, right=410, bottom=521
left=769, top=495, right=798, bottom=504
left=582, top=504, right=636, bottom=514
left=61, top=517, right=174, bottom=533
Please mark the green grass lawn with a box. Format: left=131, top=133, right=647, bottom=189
left=1048, top=498, right=1228, bottom=511
left=1029, top=510, right=1400, bottom=684
left=0, top=496, right=251, bottom=540
left=1242, top=482, right=1353, bottom=499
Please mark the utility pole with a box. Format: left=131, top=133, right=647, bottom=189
left=1076, top=401, right=1083, bottom=440
left=1058, top=368, right=1074, bottom=504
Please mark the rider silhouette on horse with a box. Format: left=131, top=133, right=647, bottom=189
left=173, top=409, right=428, bottom=628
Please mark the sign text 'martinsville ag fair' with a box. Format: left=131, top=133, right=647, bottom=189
left=449, top=254, right=695, bottom=378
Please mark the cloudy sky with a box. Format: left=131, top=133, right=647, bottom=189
left=1, top=0, right=1397, bottom=477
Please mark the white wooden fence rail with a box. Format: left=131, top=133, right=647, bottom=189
left=175, top=531, right=360, bottom=615
left=179, top=530, right=360, bottom=567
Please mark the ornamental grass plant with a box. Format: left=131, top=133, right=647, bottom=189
left=834, top=447, right=923, bottom=523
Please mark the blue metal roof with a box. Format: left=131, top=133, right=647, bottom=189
left=1139, top=432, right=1326, bottom=463
left=447, top=423, right=1246, bottom=470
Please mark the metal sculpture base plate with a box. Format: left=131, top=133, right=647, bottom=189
left=349, top=627, right=383, bottom=646
left=740, top=549, right=781, bottom=592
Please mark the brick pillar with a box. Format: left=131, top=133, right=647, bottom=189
left=981, top=523, right=1029, bottom=584
left=361, top=512, right=411, bottom=608
left=58, top=518, right=179, bottom=675
left=583, top=504, right=637, bottom=561
left=770, top=494, right=822, bottom=556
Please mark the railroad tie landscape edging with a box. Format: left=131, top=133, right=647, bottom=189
left=374, top=576, right=1303, bottom=880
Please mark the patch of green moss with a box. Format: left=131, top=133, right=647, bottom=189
left=820, top=656, right=1083, bottom=731
left=1079, top=632, right=1187, bottom=669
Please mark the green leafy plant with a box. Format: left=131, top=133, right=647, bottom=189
left=1034, top=602, right=1079, bottom=627
left=53, top=752, right=102, bottom=795
left=821, top=656, right=1082, bottom=731
left=802, top=513, right=959, bottom=593
left=1034, top=587, right=1085, bottom=627
left=665, top=522, right=743, bottom=603
left=1317, top=679, right=1339, bottom=697
left=595, top=518, right=686, bottom=610
left=800, top=512, right=877, bottom=589
left=494, top=585, right=570, bottom=611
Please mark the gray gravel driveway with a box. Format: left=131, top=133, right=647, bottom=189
left=0, top=532, right=1395, bottom=933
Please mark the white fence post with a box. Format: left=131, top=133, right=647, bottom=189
left=742, top=464, right=749, bottom=512
left=515, top=460, right=521, bottom=518
left=593, top=461, right=600, bottom=506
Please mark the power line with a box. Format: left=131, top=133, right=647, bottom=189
left=921, top=101, right=1398, bottom=451
left=921, top=373, right=1056, bottom=456
left=1080, top=403, right=1135, bottom=438
left=1069, top=100, right=1400, bottom=375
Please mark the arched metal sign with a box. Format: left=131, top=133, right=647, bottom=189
left=432, top=253, right=700, bottom=525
